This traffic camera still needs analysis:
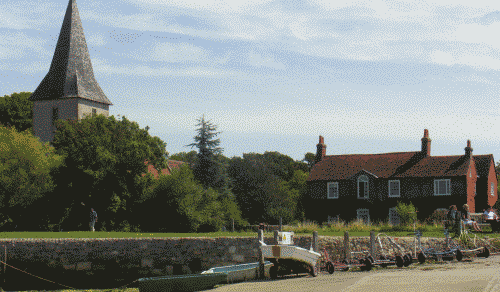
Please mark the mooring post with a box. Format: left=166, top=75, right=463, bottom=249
left=279, top=217, right=282, bottom=232
left=313, top=231, right=318, bottom=252
left=3, top=244, right=6, bottom=286
left=344, top=231, right=350, bottom=262
left=274, top=230, right=279, bottom=245
left=445, top=228, right=449, bottom=249
left=258, top=229, right=265, bottom=279
left=370, top=231, right=376, bottom=259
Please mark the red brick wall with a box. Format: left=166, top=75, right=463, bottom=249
left=466, top=160, right=478, bottom=213
left=487, top=159, right=498, bottom=207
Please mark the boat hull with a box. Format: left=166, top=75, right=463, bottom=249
left=260, top=245, right=321, bottom=267
left=201, top=261, right=273, bottom=283
left=138, top=273, right=226, bottom=292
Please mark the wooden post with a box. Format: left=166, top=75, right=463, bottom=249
left=370, top=231, right=376, bottom=259
left=445, top=229, right=449, bottom=249
left=274, top=230, right=279, bottom=245
left=232, top=218, right=234, bottom=233
left=3, top=245, right=6, bottom=285
left=279, top=217, right=282, bottom=232
left=258, top=230, right=265, bottom=279
left=313, top=231, right=318, bottom=252
left=344, top=231, right=350, bottom=262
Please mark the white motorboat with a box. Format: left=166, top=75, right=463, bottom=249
left=259, top=232, right=322, bottom=278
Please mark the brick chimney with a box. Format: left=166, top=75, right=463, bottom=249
left=465, top=140, right=473, bottom=159
left=315, top=135, right=327, bottom=163
left=421, top=129, right=431, bottom=157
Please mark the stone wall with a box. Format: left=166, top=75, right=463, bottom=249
left=0, top=234, right=497, bottom=290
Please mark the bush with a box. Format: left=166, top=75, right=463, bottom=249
left=424, top=209, right=448, bottom=226
left=395, top=201, right=418, bottom=225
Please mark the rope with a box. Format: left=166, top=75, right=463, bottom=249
left=0, top=260, right=139, bottom=290
left=0, top=260, right=77, bottom=290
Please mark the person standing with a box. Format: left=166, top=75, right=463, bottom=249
left=90, top=208, right=98, bottom=232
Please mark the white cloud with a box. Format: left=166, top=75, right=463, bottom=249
left=248, top=52, right=285, bottom=69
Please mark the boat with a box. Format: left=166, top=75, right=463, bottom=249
left=201, top=261, right=274, bottom=283
left=259, top=231, right=322, bottom=278
left=138, top=273, right=227, bottom=292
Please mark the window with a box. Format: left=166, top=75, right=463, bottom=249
left=358, top=175, right=369, bottom=199
left=388, top=207, right=400, bottom=225
left=92, top=108, right=97, bottom=116
left=434, top=179, right=451, bottom=196
left=388, top=180, right=400, bottom=197
left=52, top=108, right=59, bottom=126
left=327, top=182, right=339, bottom=199
left=327, top=215, right=340, bottom=224
left=491, top=182, right=495, bottom=196
left=469, top=170, right=471, bottom=177
left=357, top=209, right=370, bottom=224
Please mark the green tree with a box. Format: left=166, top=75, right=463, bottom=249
left=0, top=92, right=33, bottom=133
left=228, top=152, right=308, bottom=224
left=187, top=116, right=229, bottom=190
left=302, top=152, right=316, bottom=171
left=0, top=125, right=64, bottom=230
left=169, top=150, right=198, bottom=165
left=134, top=164, right=242, bottom=232
left=50, top=114, right=167, bottom=231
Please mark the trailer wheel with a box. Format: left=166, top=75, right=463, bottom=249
left=403, top=255, right=410, bottom=267
left=479, top=247, right=490, bottom=258
left=270, top=265, right=278, bottom=279
left=364, top=258, right=372, bottom=271
left=418, top=252, right=426, bottom=264
left=395, top=255, right=404, bottom=268
left=456, top=250, right=463, bottom=262
left=341, top=259, right=350, bottom=271
left=309, top=262, right=319, bottom=277
left=326, top=261, right=335, bottom=274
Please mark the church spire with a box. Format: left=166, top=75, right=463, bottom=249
left=29, top=0, right=112, bottom=105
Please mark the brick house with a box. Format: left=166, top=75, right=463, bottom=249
left=305, top=129, right=498, bottom=224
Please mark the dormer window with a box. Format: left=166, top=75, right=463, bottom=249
left=491, top=182, right=495, bottom=196
left=358, top=175, right=369, bottom=199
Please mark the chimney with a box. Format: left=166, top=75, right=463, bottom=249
left=421, top=129, right=431, bottom=157
left=315, top=135, right=327, bottom=163
left=465, top=140, right=473, bottom=159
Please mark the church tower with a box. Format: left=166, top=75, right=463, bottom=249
left=29, top=0, right=112, bottom=143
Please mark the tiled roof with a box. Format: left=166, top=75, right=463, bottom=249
left=308, top=152, right=486, bottom=181
left=473, top=155, right=495, bottom=178
left=29, top=0, right=112, bottom=105
left=142, top=160, right=187, bottom=179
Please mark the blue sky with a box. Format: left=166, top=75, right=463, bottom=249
left=1, top=0, right=499, bottom=162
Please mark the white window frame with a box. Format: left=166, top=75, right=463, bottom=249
left=491, top=182, right=495, bottom=196
left=388, top=207, right=400, bottom=225
left=434, top=179, right=451, bottom=196
left=327, top=182, right=339, bottom=199
left=357, top=208, right=370, bottom=224
left=388, top=180, right=400, bottom=197
left=358, top=175, right=369, bottom=199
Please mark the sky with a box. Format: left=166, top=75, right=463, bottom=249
left=1, top=0, right=499, bottom=163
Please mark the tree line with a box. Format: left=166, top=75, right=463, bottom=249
left=0, top=92, right=315, bottom=232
